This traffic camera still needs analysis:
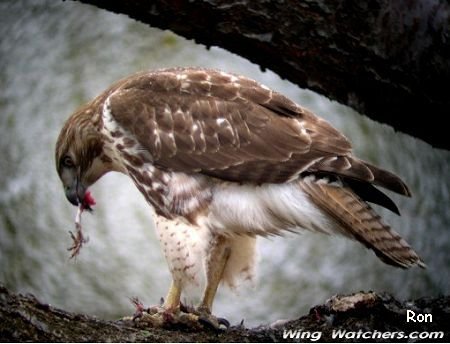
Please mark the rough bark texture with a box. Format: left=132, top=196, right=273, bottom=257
left=1, top=285, right=449, bottom=342
left=74, top=0, right=449, bottom=150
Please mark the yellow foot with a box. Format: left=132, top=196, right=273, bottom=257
left=182, top=304, right=230, bottom=330
left=136, top=306, right=201, bottom=329
left=129, top=298, right=229, bottom=330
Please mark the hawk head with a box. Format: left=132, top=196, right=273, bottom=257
left=55, top=105, right=109, bottom=210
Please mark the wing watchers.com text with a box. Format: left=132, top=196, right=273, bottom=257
left=282, top=328, right=444, bottom=341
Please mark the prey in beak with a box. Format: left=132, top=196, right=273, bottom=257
left=67, top=190, right=96, bottom=259
left=61, top=170, right=96, bottom=257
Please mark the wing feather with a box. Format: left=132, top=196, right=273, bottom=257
left=105, top=67, right=409, bottom=194
left=106, top=68, right=353, bottom=184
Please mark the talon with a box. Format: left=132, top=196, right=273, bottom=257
left=217, top=317, right=230, bottom=328
left=180, top=301, right=195, bottom=314
left=127, top=297, right=228, bottom=331
left=147, top=305, right=162, bottom=315
left=198, top=316, right=219, bottom=330
left=198, top=315, right=229, bottom=330
left=132, top=313, right=142, bottom=321
left=180, top=302, right=189, bottom=313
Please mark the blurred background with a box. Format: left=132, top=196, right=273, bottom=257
left=0, top=0, right=449, bottom=327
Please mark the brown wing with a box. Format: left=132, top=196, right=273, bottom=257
left=106, top=67, right=408, bottom=194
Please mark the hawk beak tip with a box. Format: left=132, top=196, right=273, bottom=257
left=65, top=190, right=80, bottom=207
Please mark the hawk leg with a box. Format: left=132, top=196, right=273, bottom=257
left=162, top=280, right=182, bottom=311
left=195, top=235, right=231, bottom=329
left=132, top=235, right=231, bottom=330
left=133, top=280, right=202, bottom=329
left=199, top=235, right=231, bottom=312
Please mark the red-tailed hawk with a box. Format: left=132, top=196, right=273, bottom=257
left=55, top=67, right=424, bottom=328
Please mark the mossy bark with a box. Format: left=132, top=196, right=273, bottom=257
left=1, top=285, right=449, bottom=342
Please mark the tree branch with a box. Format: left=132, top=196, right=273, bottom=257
left=74, top=0, right=449, bottom=150
left=1, top=284, right=449, bottom=342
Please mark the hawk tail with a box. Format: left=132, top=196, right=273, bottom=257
left=299, top=177, right=425, bottom=269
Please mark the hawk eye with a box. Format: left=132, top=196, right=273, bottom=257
left=61, top=156, right=74, bottom=168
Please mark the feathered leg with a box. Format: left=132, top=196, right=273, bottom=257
left=137, top=235, right=231, bottom=329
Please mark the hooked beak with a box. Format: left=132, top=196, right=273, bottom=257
left=65, top=178, right=90, bottom=209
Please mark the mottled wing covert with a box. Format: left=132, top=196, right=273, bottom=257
left=106, top=68, right=353, bottom=184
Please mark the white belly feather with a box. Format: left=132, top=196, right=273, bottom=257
left=154, top=214, right=209, bottom=289
left=207, top=182, right=335, bottom=237
left=153, top=179, right=334, bottom=293
left=154, top=213, right=258, bottom=292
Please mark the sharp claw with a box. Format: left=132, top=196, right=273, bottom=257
left=180, top=300, right=195, bottom=314
left=217, top=317, right=230, bottom=329
left=198, top=316, right=218, bottom=330
left=198, top=315, right=229, bottom=330
left=180, top=302, right=189, bottom=313
left=128, top=299, right=229, bottom=331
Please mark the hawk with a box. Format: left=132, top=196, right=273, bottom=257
left=55, top=67, right=424, bottom=327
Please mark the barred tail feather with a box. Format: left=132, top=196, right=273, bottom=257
left=299, top=177, right=425, bottom=269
